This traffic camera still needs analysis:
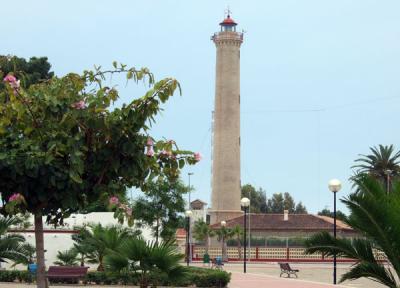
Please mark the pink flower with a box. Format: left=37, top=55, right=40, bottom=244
left=9, top=80, right=20, bottom=90
left=71, top=100, right=86, bottom=110
left=3, top=74, right=20, bottom=94
left=3, top=74, right=17, bottom=84
left=9, top=193, right=23, bottom=202
left=125, top=207, right=133, bottom=216
left=109, top=196, right=119, bottom=206
left=146, top=138, right=154, bottom=146
left=194, top=152, right=202, bottom=162
left=167, top=140, right=175, bottom=144
left=146, top=146, right=154, bottom=157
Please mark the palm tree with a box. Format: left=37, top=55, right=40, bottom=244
left=305, top=175, right=400, bottom=287
left=0, top=216, right=29, bottom=266
left=14, top=243, right=36, bottom=266
left=105, top=238, right=185, bottom=288
left=193, top=220, right=215, bottom=254
left=231, top=225, right=243, bottom=260
left=73, top=242, right=93, bottom=267
left=353, top=145, right=400, bottom=192
left=54, top=248, right=79, bottom=266
left=215, top=226, right=234, bottom=262
left=74, top=224, right=133, bottom=271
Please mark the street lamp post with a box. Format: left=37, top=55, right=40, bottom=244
left=185, top=210, right=192, bottom=267
left=188, top=172, right=194, bottom=207
left=328, top=179, right=342, bottom=285
left=241, top=197, right=250, bottom=273
left=221, top=220, right=226, bottom=262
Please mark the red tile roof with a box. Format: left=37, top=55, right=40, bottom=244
left=210, top=214, right=354, bottom=233
left=220, top=15, right=237, bottom=26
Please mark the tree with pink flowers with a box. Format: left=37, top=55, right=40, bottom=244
left=0, top=62, right=200, bottom=288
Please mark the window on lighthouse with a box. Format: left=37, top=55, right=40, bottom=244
left=222, top=25, right=235, bottom=32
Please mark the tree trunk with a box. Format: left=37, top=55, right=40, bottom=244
left=237, top=236, right=242, bottom=259
left=34, top=212, right=47, bottom=288
left=205, top=236, right=209, bottom=254
left=221, top=238, right=227, bottom=262
left=97, top=257, right=104, bottom=271
left=155, top=217, right=159, bottom=245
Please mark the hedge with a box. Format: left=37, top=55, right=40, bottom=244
left=0, top=267, right=231, bottom=287
left=0, top=270, right=34, bottom=283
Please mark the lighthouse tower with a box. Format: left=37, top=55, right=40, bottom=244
left=209, top=14, right=243, bottom=224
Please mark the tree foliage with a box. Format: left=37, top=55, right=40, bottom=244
left=241, top=184, right=308, bottom=214
left=134, top=179, right=187, bottom=242
left=306, top=175, right=400, bottom=287
left=0, top=216, right=29, bottom=265
left=193, top=220, right=215, bottom=253
left=317, top=208, right=347, bottom=222
left=0, top=55, right=53, bottom=90
left=73, top=224, right=138, bottom=271
left=54, top=248, right=79, bottom=266
left=105, top=238, right=185, bottom=288
left=0, top=62, right=197, bottom=223
left=0, top=61, right=198, bottom=288
left=353, top=144, right=400, bottom=192
left=241, top=184, right=267, bottom=213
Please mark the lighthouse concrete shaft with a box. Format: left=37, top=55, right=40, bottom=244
left=210, top=15, right=243, bottom=224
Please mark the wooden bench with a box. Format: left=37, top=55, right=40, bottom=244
left=47, top=266, right=89, bottom=284
left=278, top=262, right=299, bottom=278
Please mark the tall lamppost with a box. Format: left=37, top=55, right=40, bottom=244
left=328, top=179, right=342, bottom=285
left=188, top=172, right=194, bottom=207
left=185, top=210, right=193, bottom=266
left=241, top=197, right=250, bottom=273
left=221, top=220, right=226, bottom=261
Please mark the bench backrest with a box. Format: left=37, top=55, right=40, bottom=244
left=279, top=263, right=290, bottom=270
left=48, top=266, right=88, bottom=276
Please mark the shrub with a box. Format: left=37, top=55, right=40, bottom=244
left=17, top=271, right=34, bottom=283
left=0, top=270, right=34, bottom=283
left=86, top=271, right=138, bottom=285
left=85, top=267, right=230, bottom=287
left=185, top=267, right=231, bottom=287
left=0, top=270, right=19, bottom=282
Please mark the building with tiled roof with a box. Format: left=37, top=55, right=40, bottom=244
left=210, top=212, right=356, bottom=238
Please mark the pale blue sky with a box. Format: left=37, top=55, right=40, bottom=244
left=3, top=0, right=400, bottom=213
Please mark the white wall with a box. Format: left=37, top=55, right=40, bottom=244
left=5, top=212, right=154, bottom=270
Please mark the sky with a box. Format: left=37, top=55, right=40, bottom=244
left=2, top=0, right=400, bottom=214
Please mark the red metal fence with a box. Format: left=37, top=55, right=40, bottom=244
left=191, top=246, right=386, bottom=263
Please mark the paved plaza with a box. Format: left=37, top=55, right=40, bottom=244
left=223, top=262, right=385, bottom=288
left=0, top=262, right=386, bottom=288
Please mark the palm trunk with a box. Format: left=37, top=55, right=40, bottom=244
left=221, top=237, right=227, bottom=262
left=237, top=236, right=242, bottom=259
left=97, top=257, right=104, bottom=271
left=34, top=212, right=47, bottom=288
left=205, top=236, right=210, bottom=254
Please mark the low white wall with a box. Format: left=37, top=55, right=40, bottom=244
left=4, top=212, right=154, bottom=270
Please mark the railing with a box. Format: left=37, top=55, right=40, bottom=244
left=192, top=246, right=387, bottom=263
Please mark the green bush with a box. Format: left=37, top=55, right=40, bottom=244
left=184, top=267, right=231, bottom=288
left=86, top=271, right=138, bottom=285
left=17, top=271, right=34, bottom=283
left=0, top=270, right=18, bottom=282
left=0, top=270, right=34, bottom=283
left=85, top=267, right=230, bottom=287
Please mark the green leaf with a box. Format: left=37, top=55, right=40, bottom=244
left=69, top=170, right=83, bottom=184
